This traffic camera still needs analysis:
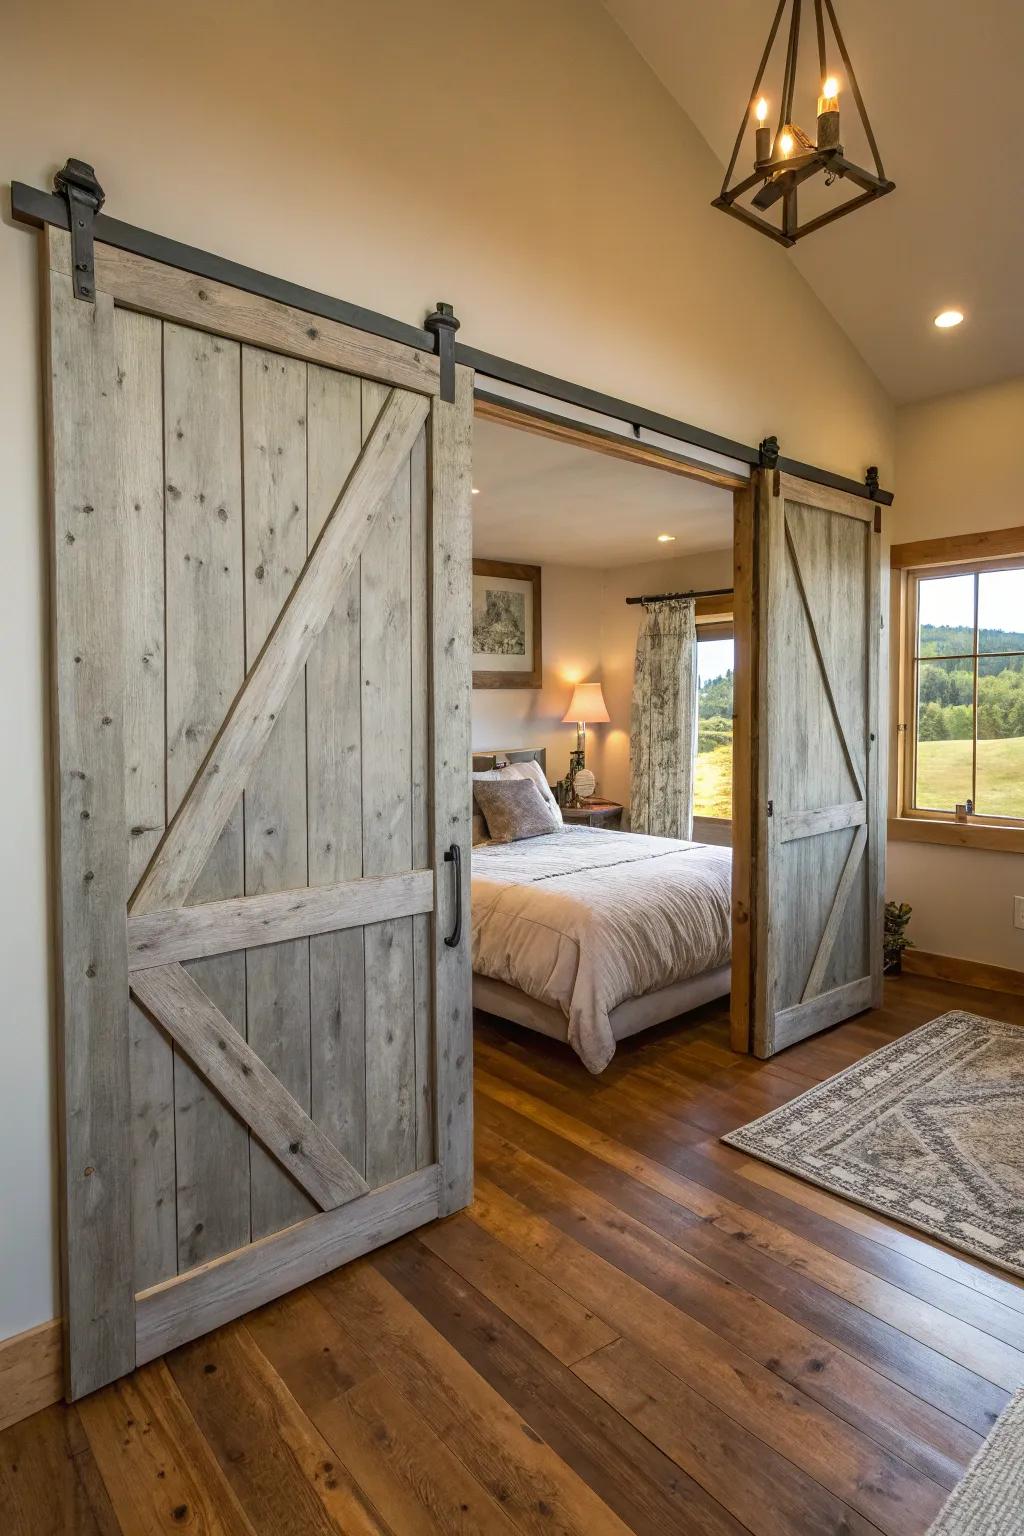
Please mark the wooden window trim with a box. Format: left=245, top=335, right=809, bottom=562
left=891, top=530, right=1024, bottom=852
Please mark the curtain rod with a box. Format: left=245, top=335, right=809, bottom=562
left=625, top=586, right=734, bottom=607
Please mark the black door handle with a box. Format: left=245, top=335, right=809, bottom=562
left=443, top=844, right=462, bottom=948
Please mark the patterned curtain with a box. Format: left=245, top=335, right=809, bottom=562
left=629, top=598, right=697, bottom=839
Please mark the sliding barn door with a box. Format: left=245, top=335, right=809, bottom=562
left=43, top=227, right=473, bottom=1399
left=749, top=470, right=884, bottom=1057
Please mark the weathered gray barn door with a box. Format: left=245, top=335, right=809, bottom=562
left=43, top=227, right=473, bottom=1399
left=750, top=470, right=884, bottom=1057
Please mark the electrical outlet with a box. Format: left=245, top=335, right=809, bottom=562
left=1015, top=896, right=1024, bottom=931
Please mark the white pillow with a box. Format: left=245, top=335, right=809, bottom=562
left=508, top=757, right=563, bottom=825
left=472, top=758, right=562, bottom=832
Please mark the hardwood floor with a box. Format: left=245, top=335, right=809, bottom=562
left=4, top=974, right=1023, bottom=1535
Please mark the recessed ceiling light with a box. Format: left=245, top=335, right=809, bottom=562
left=934, top=309, right=964, bottom=329
left=471, top=487, right=480, bottom=495
left=657, top=533, right=676, bottom=543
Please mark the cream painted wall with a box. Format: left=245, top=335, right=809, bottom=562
left=1, top=0, right=893, bottom=1340
left=471, top=564, right=605, bottom=784
left=887, top=379, right=1024, bottom=971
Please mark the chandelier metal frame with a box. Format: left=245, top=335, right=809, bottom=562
left=712, top=0, right=894, bottom=247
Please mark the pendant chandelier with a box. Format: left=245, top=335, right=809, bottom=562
left=713, top=0, right=894, bottom=247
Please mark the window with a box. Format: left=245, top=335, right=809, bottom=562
left=902, top=557, right=1024, bottom=830
left=694, top=623, right=734, bottom=820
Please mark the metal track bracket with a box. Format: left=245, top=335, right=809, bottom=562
left=425, top=301, right=460, bottom=403
left=53, top=158, right=105, bottom=303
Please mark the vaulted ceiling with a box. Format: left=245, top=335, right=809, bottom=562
left=603, top=0, right=1024, bottom=404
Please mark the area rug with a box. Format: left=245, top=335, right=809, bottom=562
left=927, top=1386, right=1024, bottom=1534
left=722, top=1011, right=1024, bottom=1278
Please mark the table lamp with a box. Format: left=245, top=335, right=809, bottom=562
left=562, top=681, right=609, bottom=802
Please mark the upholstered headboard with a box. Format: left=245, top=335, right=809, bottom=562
left=472, top=747, right=547, bottom=775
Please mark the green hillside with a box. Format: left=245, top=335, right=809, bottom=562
left=916, top=737, right=1024, bottom=819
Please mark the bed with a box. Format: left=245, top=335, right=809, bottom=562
left=471, top=749, right=732, bottom=1073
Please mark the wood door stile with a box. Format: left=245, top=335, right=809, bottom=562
left=750, top=469, right=884, bottom=1057
left=42, top=225, right=474, bottom=1398
left=44, top=246, right=134, bottom=1401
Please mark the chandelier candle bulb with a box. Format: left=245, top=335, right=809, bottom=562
left=754, top=97, right=771, bottom=162
left=817, top=77, right=841, bottom=148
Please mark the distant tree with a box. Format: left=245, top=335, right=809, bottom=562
left=918, top=701, right=949, bottom=741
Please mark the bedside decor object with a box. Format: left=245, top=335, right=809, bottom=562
left=883, top=900, right=914, bottom=976
left=472, top=559, right=542, bottom=689
left=561, top=799, right=624, bottom=830
left=712, top=0, right=894, bottom=248
left=573, top=768, right=597, bottom=801
left=562, top=681, right=609, bottom=803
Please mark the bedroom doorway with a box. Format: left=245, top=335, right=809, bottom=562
left=468, top=392, right=885, bottom=1063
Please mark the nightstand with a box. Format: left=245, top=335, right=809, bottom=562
left=562, top=799, right=624, bottom=829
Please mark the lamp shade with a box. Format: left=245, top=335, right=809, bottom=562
left=562, top=681, right=610, bottom=725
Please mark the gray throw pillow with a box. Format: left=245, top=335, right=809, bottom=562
left=473, top=778, right=561, bottom=843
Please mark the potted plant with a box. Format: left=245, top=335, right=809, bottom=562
left=884, top=901, right=914, bottom=976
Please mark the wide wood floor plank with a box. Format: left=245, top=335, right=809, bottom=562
left=314, top=1256, right=634, bottom=1536
left=245, top=1289, right=522, bottom=1536
left=475, top=1111, right=986, bottom=1482
left=576, top=1335, right=887, bottom=1536
left=466, top=1164, right=948, bottom=1534
left=474, top=1064, right=1024, bottom=1390
left=166, top=1323, right=390, bottom=1535
left=0, top=1402, right=123, bottom=1536
left=77, top=1360, right=257, bottom=1536
left=379, top=1236, right=750, bottom=1536
left=420, top=1209, right=619, bottom=1365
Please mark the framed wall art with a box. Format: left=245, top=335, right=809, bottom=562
left=472, top=559, right=542, bottom=689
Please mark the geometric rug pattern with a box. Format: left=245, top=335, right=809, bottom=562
left=724, top=1012, right=1024, bottom=1279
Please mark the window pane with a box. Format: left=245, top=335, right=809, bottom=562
left=976, top=652, right=1024, bottom=818
left=914, top=658, right=973, bottom=810
left=978, top=568, right=1024, bottom=655
left=694, top=637, right=733, bottom=819
left=916, top=573, right=975, bottom=657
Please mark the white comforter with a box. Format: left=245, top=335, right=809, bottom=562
left=472, top=826, right=731, bottom=1072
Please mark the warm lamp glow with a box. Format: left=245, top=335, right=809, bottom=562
left=778, top=130, right=795, bottom=156
left=822, top=76, right=839, bottom=100
left=755, top=97, right=768, bottom=123
left=562, top=682, right=610, bottom=726
left=934, top=309, right=964, bottom=329
left=657, top=533, right=676, bottom=543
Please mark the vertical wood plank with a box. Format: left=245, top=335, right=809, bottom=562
left=241, top=346, right=314, bottom=1239
left=410, top=428, right=433, bottom=1167
left=43, top=233, right=135, bottom=1397
left=305, top=365, right=366, bottom=1174
left=163, top=322, right=250, bottom=1270
left=361, top=380, right=416, bottom=1188
left=114, top=308, right=176, bottom=1291
left=430, top=365, right=474, bottom=1215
